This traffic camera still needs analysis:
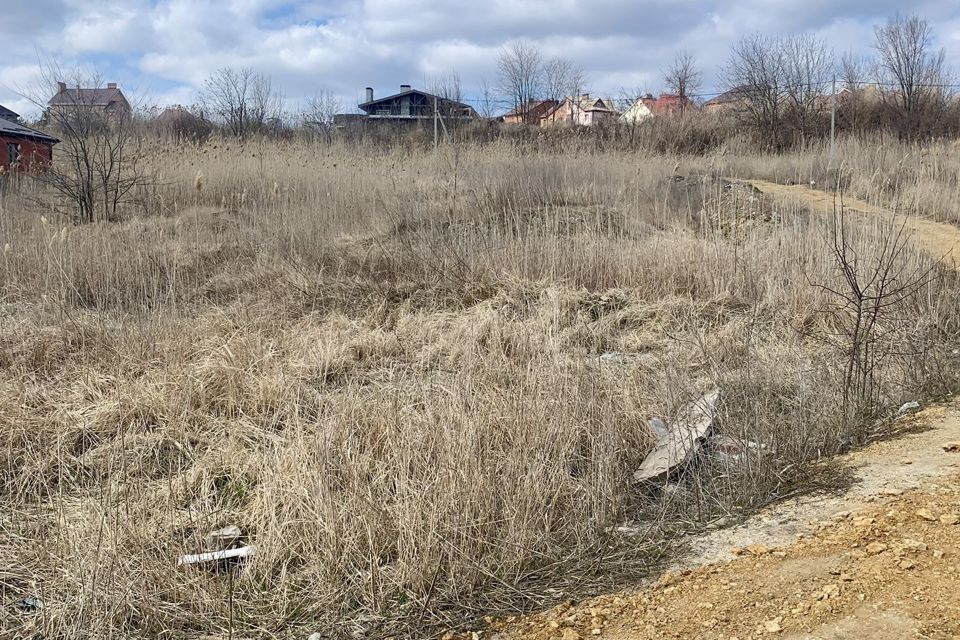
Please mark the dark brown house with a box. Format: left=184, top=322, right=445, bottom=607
left=358, top=85, right=476, bottom=121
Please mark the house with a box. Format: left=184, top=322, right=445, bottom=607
left=357, top=85, right=477, bottom=121
left=0, top=104, right=20, bottom=122
left=47, top=82, right=132, bottom=120
left=704, top=87, right=749, bottom=112
left=640, top=93, right=694, bottom=115
left=620, top=98, right=654, bottom=123
left=0, top=117, right=58, bottom=172
left=502, top=99, right=558, bottom=125
left=540, top=94, right=619, bottom=127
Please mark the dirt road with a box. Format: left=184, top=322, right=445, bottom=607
left=745, top=179, right=960, bottom=266
left=476, top=404, right=960, bottom=640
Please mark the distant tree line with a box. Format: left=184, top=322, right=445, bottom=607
left=721, top=13, right=956, bottom=145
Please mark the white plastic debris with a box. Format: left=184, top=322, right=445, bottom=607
left=178, top=545, right=256, bottom=566
left=16, top=597, right=43, bottom=612
left=647, top=416, right=670, bottom=441
left=897, top=401, right=921, bottom=416
left=206, top=524, right=242, bottom=550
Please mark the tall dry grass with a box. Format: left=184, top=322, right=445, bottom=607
left=1, top=136, right=959, bottom=639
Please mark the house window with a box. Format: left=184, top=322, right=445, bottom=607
left=7, top=143, right=19, bottom=166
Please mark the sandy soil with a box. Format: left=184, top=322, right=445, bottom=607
left=744, top=179, right=960, bottom=265
left=469, top=403, right=960, bottom=640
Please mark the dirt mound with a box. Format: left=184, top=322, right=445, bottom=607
left=667, top=175, right=781, bottom=238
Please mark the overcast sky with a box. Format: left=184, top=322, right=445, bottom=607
left=2, top=0, right=960, bottom=118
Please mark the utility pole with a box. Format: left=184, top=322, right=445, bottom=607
left=830, top=74, right=837, bottom=166
left=433, top=96, right=438, bottom=151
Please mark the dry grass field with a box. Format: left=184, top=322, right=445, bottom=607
left=2, top=134, right=959, bottom=639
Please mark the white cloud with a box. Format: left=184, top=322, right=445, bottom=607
left=0, top=0, right=959, bottom=116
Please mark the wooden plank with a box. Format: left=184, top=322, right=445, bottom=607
left=633, top=389, right=720, bottom=483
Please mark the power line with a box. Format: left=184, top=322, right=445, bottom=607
left=433, top=77, right=960, bottom=114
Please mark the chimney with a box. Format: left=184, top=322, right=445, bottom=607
left=400, top=84, right=411, bottom=93
left=365, top=87, right=373, bottom=102
left=107, top=82, right=117, bottom=89
left=57, top=81, right=66, bottom=93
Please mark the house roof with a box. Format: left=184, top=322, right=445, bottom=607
left=639, top=93, right=692, bottom=115
left=579, top=96, right=618, bottom=112
left=620, top=98, right=654, bottom=121
left=48, top=86, right=128, bottom=108
left=358, top=88, right=475, bottom=115
left=503, top=99, right=557, bottom=117
left=0, top=118, right=59, bottom=144
left=704, top=87, right=749, bottom=106
left=0, top=104, right=19, bottom=121
left=541, top=95, right=618, bottom=120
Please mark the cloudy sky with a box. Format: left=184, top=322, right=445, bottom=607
left=2, top=0, right=960, bottom=118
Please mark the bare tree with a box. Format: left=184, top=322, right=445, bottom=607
left=663, top=50, right=702, bottom=112
left=781, top=34, right=834, bottom=142
left=722, top=34, right=787, bottom=147
left=497, top=41, right=543, bottom=123
left=543, top=57, right=586, bottom=104
left=199, top=67, right=283, bottom=137
left=873, top=14, right=950, bottom=137
left=300, top=89, right=342, bottom=141
left=477, top=78, right=497, bottom=119
left=22, top=59, right=152, bottom=223
left=426, top=71, right=464, bottom=103
left=839, top=52, right=869, bottom=90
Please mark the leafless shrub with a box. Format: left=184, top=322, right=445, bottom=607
left=299, top=89, right=343, bottom=142
left=814, top=193, right=941, bottom=431
left=21, top=61, right=153, bottom=223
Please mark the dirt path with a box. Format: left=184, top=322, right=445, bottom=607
left=457, top=180, right=960, bottom=640
left=745, top=179, right=960, bottom=265
left=470, top=404, right=960, bottom=640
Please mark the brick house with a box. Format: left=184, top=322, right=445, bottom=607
left=639, top=93, right=695, bottom=115
left=502, top=99, right=559, bottom=125
left=0, top=113, right=59, bottom=172
left=540, top=94, right=619, bottom=127
left=704, top=87, right=748, bottom=112
left=47, top=82, right=132, bottom=121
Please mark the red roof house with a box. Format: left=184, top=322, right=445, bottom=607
left=639, top=93, right=694, bottom=115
